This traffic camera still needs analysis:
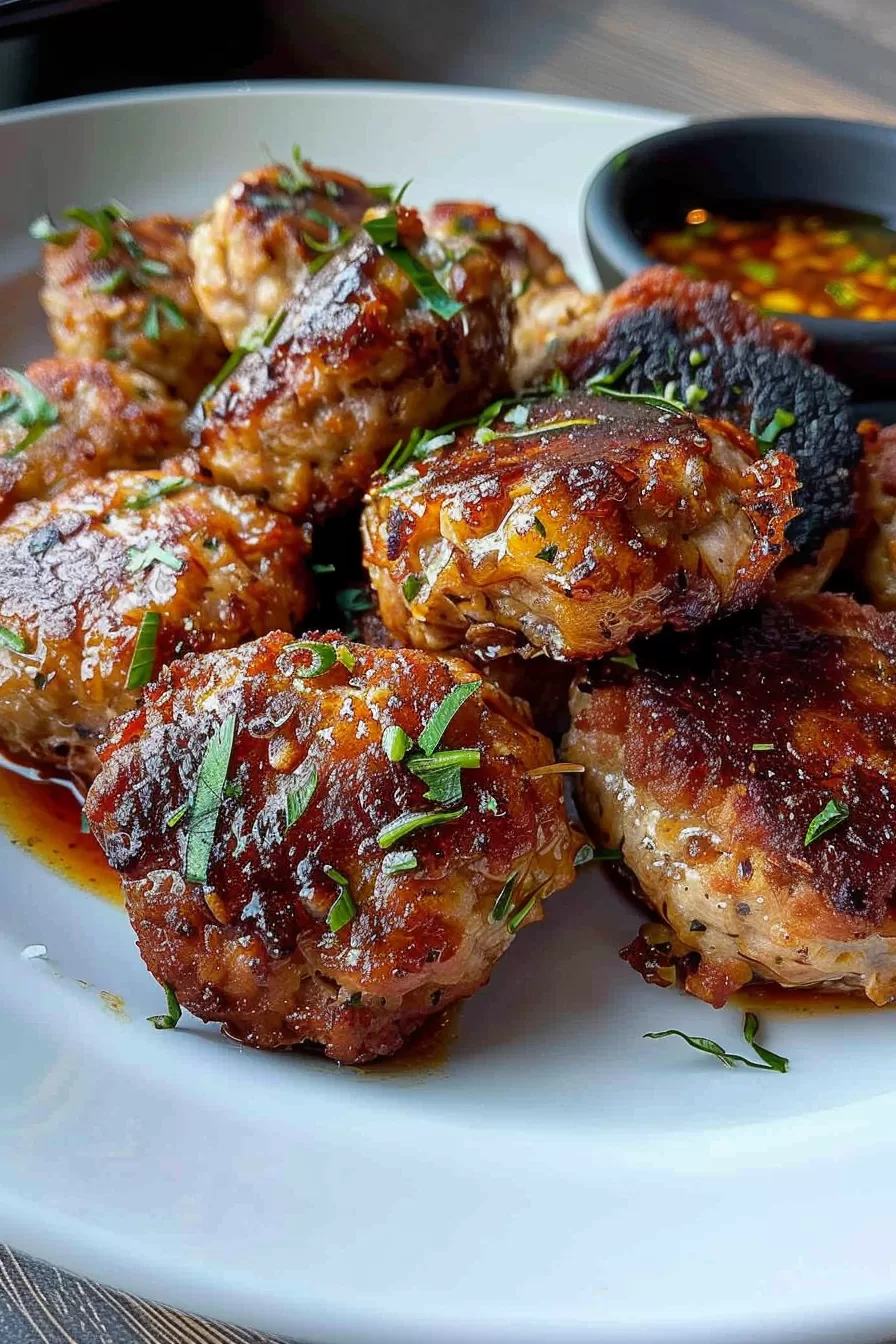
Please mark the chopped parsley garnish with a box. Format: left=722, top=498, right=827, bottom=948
left=417, top=680, right=481, bottom=756
left=536, top=543, right=558, bottom=564
left=0, top=370, right=59, bottom=452
left=125, top=611, right=161, bottom=690
left=507, top=894, right=536, bottom=934
left=29, top=213, right=77, bottom=246
left=289, top=640, right=338, bottom=679
left=125, top=477, right=190, bottom=509
left=402, top=574, right=423, bottom=603
left=278, top=144, right=313, bottom=195
left=138, top=257, right=171, bottom=278
left=407, top=747, right=481, bottom=804
left=611, top=652, right=639, bottom=669
left=490, top=872, right=518, bottom=923
left=757, top=408, right=795, bottom=451
left=376, top=806, right=466, bottom=849
left=752, top=743, right=774, bottom=752
left=476, top=416, right=597, bottom=445
left=804, top=797, right=848, bottom=846
left=645, top=1012, right=789, bottom=1072
left=587, top=346, right=642, bottom=388
left=0, top=626, right=28, bottom=654
left=362, top=214, right=463, bottom=319
left=184, top=712, right=237, bottom=884
left=324, top=867, right=356, bottom=932
left=63, top=204, right=119, bottom=258
left=285, top=763, right=318, bottom=831
left=382, top=849, right=418, bottom=876
left=125, top=541, right=184, bottom=574
left=383, top=724, right=411, bottom=762
left=90, top=267, right=129, bottom=295
left=143, top=295, right=188, bottom=341
left=147, top=982, right=182, bottom=1030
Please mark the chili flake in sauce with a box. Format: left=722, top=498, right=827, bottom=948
left=647, top=205, right=896, bottom=320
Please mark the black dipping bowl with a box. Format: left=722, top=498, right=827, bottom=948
left=584, top=116, right=896, bottom=398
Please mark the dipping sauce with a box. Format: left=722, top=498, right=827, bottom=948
left=648, top=204, right=896, bottom=320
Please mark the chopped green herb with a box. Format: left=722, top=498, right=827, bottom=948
left=125, top=476, right=189, bottom=509
left=536, top=543, right=558, bottom=564
left=285, top=764, right=318, bottom=831
left=125, top=541, right=184, bottom=574
left=184, top=712, right=236, bottom=883
left=278, top=144, right=313, bottom=195
left=125, top=611, right=161, bottom=690
left=611, top=652, right=638, bottom=669
left=825, top=280, right=859, bottom=309
left=587, top=383, right=684, bottom=414
left=418, top=680, right=481, bottom=756
left=391, top=247, right=463, bottom=319
left=376, top=807, right=466, bottom=849
left=407, top=748, right=481, bottom=804
left=335, top=645, right=356, bottom=670
left=490, top=873, right=518, bottom=923
left=645, top=1012, right=789, bottom=1072
left=482, top=793, right=500, bottom=814
left=90, top=266, right=129, bottom=295
left=166, top=802, right=190, bottom=829
left=593, top=847, right=623, bottom=861
left=335, top=587, right=373, bottom=616
left=63, top=205, right=117, bottom=258
left=383, top=725, right=411, bottom=762
left=0, top=626, right=28, bottom=654
left=143, top=295, right=188, bottom=341
left=574, top=843, right=595, bottom=866
left=0, top=369, right=59, bottom=452
left=752, top=743, right=774, bottom=752
left=588, top=346, right=642, bottom=388
left=289, top=640, right=338, bottom=678
left=844, top=251, right=872, bottom=274
left=532, top=515, right=547, bottom=538
left=757, top=408, right=795, bottom=450
left=33, top=671, right=48, bottom=690
left=311, top=562, right=336, bottom=575
left=689, top=349, right=706, bottom=367
left=80, top=810, right=91, bottom=833
left=147, top=982, right=182, bottom=1030
left=402, top=574, right=423, bottom=603
left=364, top=212, right=399, bottom=247
left=382, top=849, right=418, bottom=875
left=104, top=347, right=126, bottom=361
left=367, top=183, right=397, bottom=202
left=29, top=213, right=77, bottom=246
left=507, top=894, right=536, bottom=933
left=324, top=867, right=356, bottom=932
left=740, top=259, right=777, bottom=286
left=742, top=1012, right=789, bottom=1072
left=612, top=151, right=629, bottom=170
left=503, top=403, right=530, bottom=427
left=804, top=797, right=848, bottom=846
left=685, top=383, right=708, bottom=409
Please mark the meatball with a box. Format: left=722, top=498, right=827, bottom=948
left=565, top=595, right=896, bottom=1006
left=84, top=634, right=580, bottom=1063
left=40, top=210, right=228, bottom=402
left=0, top=470, right=311, bottom=791
left=362, top=389, right=798, bottom=660
left=851, top=421, right=896, bottom=609
left=0, top=358, right=187, bottom=517
left=190, top=206, right=512, bottom=520
left=189, top=159, right=387, bottom=349
left=554, top=265, right=861, bottom=562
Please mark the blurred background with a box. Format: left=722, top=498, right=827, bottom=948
left=0, top=0, right=894, bottom=121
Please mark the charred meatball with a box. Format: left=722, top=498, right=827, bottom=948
left=189, top=158, right=387, bottom=349
left=851, top=421, right=896, bottom=609
left=566, top=595, right=896, bottom=1006
left=84, top=634, right=579, bottom=1063
left=0, top=358, right=187, bottom=516
left=190, top=206, right=512, bottom=520
left=40, top=209, right=227, bottom=402
left=0, top=471, right=310, bottom=790
left=554, top=266, right=861, bottom=562
left=362, top=389, right=798, bottom=660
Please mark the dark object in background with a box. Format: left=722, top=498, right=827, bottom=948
left=585, top=116, right=896, bottom=397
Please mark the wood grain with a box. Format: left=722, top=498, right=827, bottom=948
left=4, top=0, right=896, bottom=1338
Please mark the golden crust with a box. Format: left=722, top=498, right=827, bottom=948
left=0, top=358, right=187, bottom=517
left=565, top=595, right=896, bottom=1006
left=190, top=161, right=384, bottom=349
left=190, top=206, right=513, bottom=520
left=850, top=421, right=896, bottom=609
left=40, top=215, right=227, bottom=402
left=362, top=390, right=799, bottom=660
left=0, top=470, right=311, bottom=790
left=84, top=633, right=579, bottom=1063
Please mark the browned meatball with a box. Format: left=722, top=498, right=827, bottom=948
left=0, top=471, right=311, bottom=791
left=565, top=595, right=896, bottom=1007
left=190, top=159, right=388, bottom=349
left=84, top=634, right=580, bottom=1063
left=362, top=389, right=798, bottom=660
left=190, top=205, right=513, bottom=521
left=424, top=201, right=570, bottom=296
left=40, top=210, right=228, bottom=402
left=0, top=358, right=187, bottom=517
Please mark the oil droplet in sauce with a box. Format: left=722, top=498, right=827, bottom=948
left=0, top=762, right=122, bottom=905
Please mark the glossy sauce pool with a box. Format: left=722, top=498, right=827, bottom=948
left=0, top=762, right=121, bottom=905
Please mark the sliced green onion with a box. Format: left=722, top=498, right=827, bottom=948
left=0, top=626, right=28, bottom=654
left=588, top=346, right=642, bottom=388
left=752, top=743, right=774, bottom=752
left=740, top=259, right=777, bottom=286
left=166, top=802, right=190, bottom=829
left=507, top=894, right=536, bottom=933
left=418, top=680, right=481, bottom=756
left=324, top=867, right=356, bottom=932
left=383, top=725, right=411, bottom=762
left=289, top=640, right=338, bottom=678
left=125, top=611, right=161, bottom=690
left=402, top=574, right=423, bottom=603
left=0, top=369, right=59, bottom=452
left=804, top=797, right=848, bottom=846
left=611, top=652, right=638, bottom=669
left=689, top=349, right=706, bottom=368
left=377, top=807, right=466, bottom=849
left=490, top=872, right=517, bottom=923
left=147, top=982, right=182, bottom=1030
left=536, top=543, right=558, bottom=564
left=363, top=213, right=399, bottom=247
left=685, top=383, right=708, bottom=409
left=382, top=850, right=418, bottom=876
left=125, top=477, right=190, bottom=509
left=184, top=712, right=237, bottom=883
left=90, top=267, right=129, bottom=295
left=285, top=763, right=318, bottom=831
left=29, top=213, right=77, bottom=246
left=125, top=541, right=184, bottom=574
left=757, top=408, right=795, bottom=451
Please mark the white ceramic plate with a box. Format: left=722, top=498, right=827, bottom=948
left=0, top=82, right=893, bottom=1344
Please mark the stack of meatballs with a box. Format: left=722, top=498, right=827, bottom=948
left=2, top=149, right=894, bottom=1063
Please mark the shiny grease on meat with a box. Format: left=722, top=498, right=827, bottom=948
left=363, top=390, right=798, bottom=660
left=565, top=595, right=896, bottom=1006
left=85, top=634, right=580, bottom=1063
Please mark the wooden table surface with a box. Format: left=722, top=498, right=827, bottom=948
left=5, top=0, right=896, bottom=1340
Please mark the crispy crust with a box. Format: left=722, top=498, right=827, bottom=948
left=0, top=470, right=311, bottom=790
left=190, top=206, right=513, bottom=521
left=362, top=390, right=798, bottom=659
left=565, top=595, right=896, bottom=1005
left=84, top=634, right=579, bottom=1062
left=850, top=421, right=896, bottom=609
